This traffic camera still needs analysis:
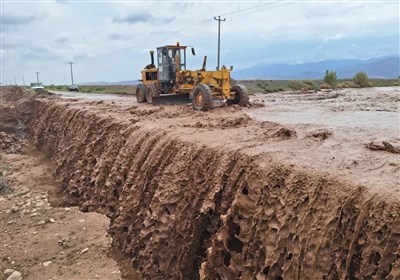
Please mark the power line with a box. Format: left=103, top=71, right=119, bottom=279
left=75, top=1, right=292, bottom=64
left=219, top=1, right=284, bottom=17
left=228, top=1, right=292, bottom=18
left=85, top=23, right=208, bottom=60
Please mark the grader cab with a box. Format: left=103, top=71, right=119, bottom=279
left=136, top=43, right=249, bottom=111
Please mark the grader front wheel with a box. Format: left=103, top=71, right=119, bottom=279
left=228, top=84, right=249, bottom=106
left=146, top=83, right=159, bottom=104
left=192, top=84, right=212, bottom=111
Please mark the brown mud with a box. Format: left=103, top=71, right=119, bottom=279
left=26, top=86, right=400, bottom=280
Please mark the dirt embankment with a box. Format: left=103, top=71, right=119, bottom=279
left=30, top=98, right=399, bottom=280
left=0, top=87, right=121, bottom=280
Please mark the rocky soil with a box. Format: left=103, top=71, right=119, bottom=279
left=1, top=85, right=399, bottom=279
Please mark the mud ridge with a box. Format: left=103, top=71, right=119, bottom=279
left=31, top=100, right=400, bottom=279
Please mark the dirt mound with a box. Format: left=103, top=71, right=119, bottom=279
left=260, top=121, right=297, bottom=140
left=183, top=116, right=251, bottom=129
left=366, top=140, right=400, bottom=154
left=30, top=100, right=400, bottom=279
left=0, top=170, right=12, bottom=195
left=0, top=86, right=56, bottom=136
left=0, top=86, right=53, bottom=102
left=308, top=129, right=333, bottom=140
left=0, top=131, right=22, bottom=153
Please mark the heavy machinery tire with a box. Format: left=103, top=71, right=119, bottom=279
left=228, top=84, right=249, bottom=106
left=146, top=83, right=159, bottom=104
left=136, top=84, right=147, bottom=103
left=192, top=83, right=213, bottom=111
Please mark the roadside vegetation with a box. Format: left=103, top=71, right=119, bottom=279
left=238, top=76, right=398, bottom=94
left=45, top=76, right=398, bottom=95
left=352, top=72, right=371, bottom=87
left=323, top=70, right=338, bottom=89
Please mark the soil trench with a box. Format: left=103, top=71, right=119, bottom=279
left=29, top=97, right=399, bottom=280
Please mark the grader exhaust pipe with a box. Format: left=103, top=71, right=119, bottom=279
left=202, top=56, right=207, bottom=71
left=149, top=51, right=155, bottom=66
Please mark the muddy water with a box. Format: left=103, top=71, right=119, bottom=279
left=50, top=90, right=135, bottom=102
left=249, top=109, right=398, bottom=133
left=50, top=90, right=192, bottom=105
left=30, top=98, right=400, bottom=280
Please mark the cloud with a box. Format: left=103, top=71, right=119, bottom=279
left=323, top=33, right=344, bottom=42
left=107, top=32, right=135, bottom=41
left=2, top=13, right=44, bottom=26
left=112, top=11, right=175, bottom=25
left=2, top=41, right=20, bottom=50
left=21, top=45, right=61, bottom=61
left=73, top=53, right=90, bottom=60
left=54, top=0, right=68, bottom=4
left=55, top=33, right=69, bottom=43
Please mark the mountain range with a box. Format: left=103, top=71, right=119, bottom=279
left=232, top=56, right=400, bottom=80
left=80, top=56, right=399, bottom=85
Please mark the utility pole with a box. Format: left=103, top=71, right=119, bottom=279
left=14, top=78, right=17, bottom=85
left=22, top=75, right=25, bottom=86
left=68, top=62, right=74, bottom=85
left=35, top=72, right=40, bottom=83
left=214, top=15, right=226, bottom=70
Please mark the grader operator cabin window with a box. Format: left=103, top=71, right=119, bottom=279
left=157, top=46, right=187, bottom=81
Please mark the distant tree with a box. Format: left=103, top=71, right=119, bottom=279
left=323, top=70, right=337, bottom=88
left=353, top=72, right=371, bottom=87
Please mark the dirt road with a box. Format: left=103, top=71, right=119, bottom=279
left=1, top=86, right=399, bottom=279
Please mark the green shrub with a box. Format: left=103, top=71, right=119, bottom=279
left=256, top=82, right=266, bottom=89
left=302, top=80, right=318, bottom=90
left=288, top=80, right=306, bottom=90
left=353, top=72, right=371, bottom=87
left=323, top=70, right=337, bottom=88
left=319, top=83, right=331, bottom=89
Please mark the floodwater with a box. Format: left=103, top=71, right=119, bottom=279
left=50, top=90, right=191, bottom=104
left=50, top=90, right=135, bottom=102
left=248, top=87, right=400, bottom=141
left=50, top=88, right=400, bottom=139
left=248, top=109, right=399, bottom=131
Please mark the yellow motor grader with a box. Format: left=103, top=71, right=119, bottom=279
left=136, top=42, right=249, bottom=111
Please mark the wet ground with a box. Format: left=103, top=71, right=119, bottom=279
left=51, top=87, right=400, bottom=139
left=2, top=86, right=399, bottom=279
left=35, top=86, right=400, bottom=279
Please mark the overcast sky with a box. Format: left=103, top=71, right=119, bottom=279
left=1, top=0, right=399, bottom=85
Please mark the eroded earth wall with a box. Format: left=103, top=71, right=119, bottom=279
left=31, top=100, right=400, bottom=280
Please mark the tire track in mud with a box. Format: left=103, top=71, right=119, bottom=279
left=31, top=100, right=400, bottom=280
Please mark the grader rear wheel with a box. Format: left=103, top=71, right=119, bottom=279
left=228, top=84, right=249, bottom=106
left=136, top=84, right=147, bottom=103
left=192, top=84, right=213, bottom=111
